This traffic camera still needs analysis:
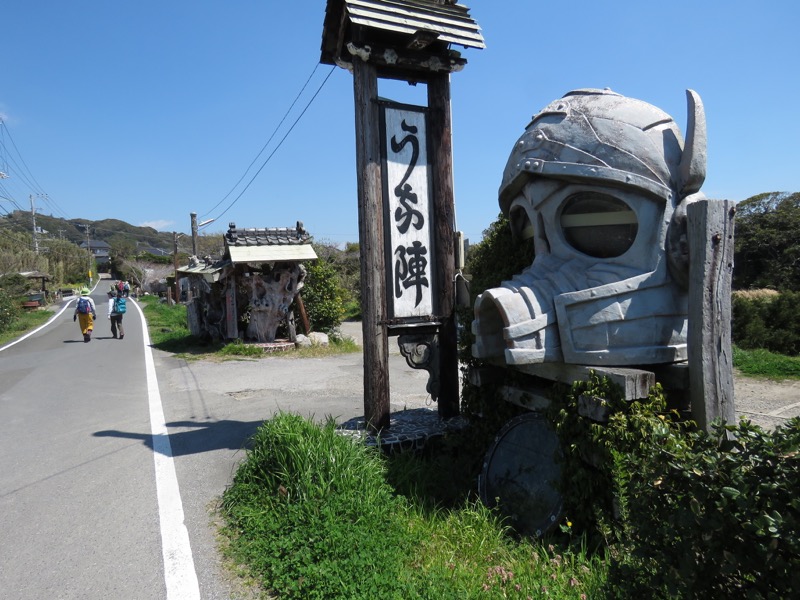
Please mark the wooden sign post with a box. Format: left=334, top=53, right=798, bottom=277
left=321, top=0, right=484, bottom=432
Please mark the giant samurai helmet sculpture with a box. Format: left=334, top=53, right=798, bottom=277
left=472, top=88, right=707, bottom=367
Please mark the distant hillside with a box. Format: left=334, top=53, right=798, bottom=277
left=2, top=210, right=173, bottom=252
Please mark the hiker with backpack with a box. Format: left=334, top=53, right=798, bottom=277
left=73, top=287, right=97, bottom=342
left=107, top=289, right=127, bottom=339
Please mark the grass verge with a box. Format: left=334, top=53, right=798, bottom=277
left=732, top=344, right=800, bottom=379
left=220, top=412, right=607, bottom=599
left=0, top=308, right=54, bottom=347
left=138, top=295, right=359, bottom=359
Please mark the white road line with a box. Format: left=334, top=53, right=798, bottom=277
left=0, top=301, right=73, bottom=352
left=0, top=282, right=102, bottom=353
left=134, top=299, right=201, bottom=599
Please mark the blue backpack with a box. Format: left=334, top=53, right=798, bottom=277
left=77, top=297, right=92, bottom=314
left=114, top=297, right=127, bottom=314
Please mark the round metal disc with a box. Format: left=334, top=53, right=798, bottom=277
left=479, top=412, right=563, bottom=537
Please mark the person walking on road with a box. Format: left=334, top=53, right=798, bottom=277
left=107, top=289, right=126, bottom=339
left=73, top=287, right=97, bottom=342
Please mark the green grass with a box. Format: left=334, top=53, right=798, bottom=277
left=733, top=344, right=800, bottom=379
left=0, top=307, right=54, bottom=347
left=221, top=413, right=607, bottom=599
left=137, top=295, right=359, bottom=359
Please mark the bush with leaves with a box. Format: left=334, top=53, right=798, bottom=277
left=732, top=291, right=800, bottom=356
left=545, top=372, right=800, bottom=598
left=0, top=288, right=19, bottom=333
left=299, top=258, right=345, bottom=334
left=221, top=413, right=418, bottom=599
left=608, top=417, right=800, bottom=598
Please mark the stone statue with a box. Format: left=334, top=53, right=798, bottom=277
left=472, top=88, right=707, bottom=367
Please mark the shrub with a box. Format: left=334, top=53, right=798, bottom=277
left=0, top=288, right=19, bottom=333
left=545, top=373, right=800, bottom=598
left=300, top=259, right=345, bottom=334
left=609, top=417, right=800, bottom=598
left=732, top=291, right=800, bottom=355
left=221, top=413, right=418, bottom=599
left=0, top=273, right=29, bottom=297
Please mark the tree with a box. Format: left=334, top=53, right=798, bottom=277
left=120, top=258, right=172, bottom=293
left=733, top=191, right=800, bottom=291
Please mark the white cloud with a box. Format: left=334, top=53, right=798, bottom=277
left=140, top=219, right=173, bottom=231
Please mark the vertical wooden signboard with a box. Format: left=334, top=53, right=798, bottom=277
left=380, top=102, right=436, bottom=321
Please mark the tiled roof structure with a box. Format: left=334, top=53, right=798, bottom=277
left=224, top=221, right=313, bottom=247
left=223, top=222, right=317, bottom=263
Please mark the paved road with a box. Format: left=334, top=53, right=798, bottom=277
left=2, top=290, right=797, bottom=599
left=0, top=293, right=432, bottom=599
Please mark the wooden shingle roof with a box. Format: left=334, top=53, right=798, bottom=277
left=321, top=0, right=484, bottom=69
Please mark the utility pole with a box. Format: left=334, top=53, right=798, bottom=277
left=173, top=231, right=181, bottom=304
left=30, top=195, right=39, bottom=254
left=79, top=223, right=92, bottom=284
left=190, top=212, right=198, bottom=257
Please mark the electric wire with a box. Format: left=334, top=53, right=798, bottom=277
left=201, top=63, right=324, bottom=220
left=210, top=64, right=337, bottom=223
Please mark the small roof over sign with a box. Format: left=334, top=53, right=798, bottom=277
left=223, top=221, right=318, bottom=264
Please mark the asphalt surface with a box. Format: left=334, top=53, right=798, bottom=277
left=0, top=291, right=433, bottom=599
left=1, top=288, right=797, bottom=599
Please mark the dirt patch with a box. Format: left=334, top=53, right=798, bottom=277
left=734, top=371, right=800, bottom=430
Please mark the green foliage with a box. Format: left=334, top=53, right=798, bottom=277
left=463, top=213, right=535, bottom=307
left=0, top=302, right=51, bottom=345
left=542, top=372, right=800, bottom=598
left=221, top=413, right=418, bottom=599
left=458, top=213, right=535, bottom=430
left=0, top=288, right=19, bottom=333
left=733, top=291, right=800, bottom=356
left=310, top=241, right=361, bottom=320
left=734, top=191, right=800, bottom=291
left=0, top=273, right=29, bottom=297
left=139, top=295, right=196, bottom=352
left=609, top=418, right=800, bottom=598
left=300, top=258, right=345, bottom=334
left=216, top=339, right=267, bottom=358
left=221, top=413, right=609, bottom=599
left=546, top=373, right=683, bottom=544
left=0, top=227, right=88, bottom=286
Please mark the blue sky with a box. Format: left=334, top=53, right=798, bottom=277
left=2, top=0, right=798, bottom=247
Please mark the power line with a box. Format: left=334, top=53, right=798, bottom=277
left=0, top=119, right=47, bottom=196
left=0, top=119, right=72, bottom=221
left=210, top=64, right=337, bottom=223
left=201, top=63, right=325, bottom=220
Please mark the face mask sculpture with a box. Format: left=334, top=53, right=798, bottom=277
left=472, top=88, right=707, bottom=367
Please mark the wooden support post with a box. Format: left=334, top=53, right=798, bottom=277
left=428, top=73, right=460, bottom=419
left=353, top=58, right=390, bottom=433
left=687, top=199, right=736, bottom=431
left=295, top=294, right=311, bottom=335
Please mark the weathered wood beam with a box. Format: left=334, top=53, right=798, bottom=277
left=428, top=72, right=459, bottom=419
left=353, top=58, right=391, bottom=433
left=687, top=199, right=736, bottom=431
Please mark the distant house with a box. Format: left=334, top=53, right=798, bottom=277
left=79, top=239, right=111, bottom=263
